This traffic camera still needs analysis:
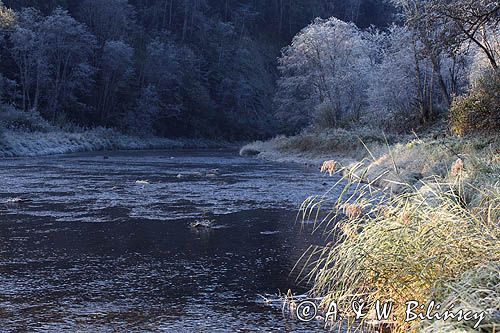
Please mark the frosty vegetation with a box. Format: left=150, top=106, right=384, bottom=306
left=275, top=0, right=499, bottom=133
left=0, top=0, right=498, bottom=155
left=0, top=0, right=395, bottom=143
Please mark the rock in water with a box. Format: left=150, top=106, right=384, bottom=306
left=190, top=219, right=214, bottom=229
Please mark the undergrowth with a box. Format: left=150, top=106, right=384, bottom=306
left=296, top=149, right=499, bottom=332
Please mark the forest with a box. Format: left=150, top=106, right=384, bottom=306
left=1, top=1, right=496, bottom=141
left=0, top=0, right=396, bottom=140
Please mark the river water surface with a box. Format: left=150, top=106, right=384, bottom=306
left=0, top=149, right=339, bottom=332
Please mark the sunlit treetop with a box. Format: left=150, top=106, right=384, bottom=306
left=0, top=1, right=16, bottom=29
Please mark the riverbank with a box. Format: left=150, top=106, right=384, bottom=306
left=240, top=125, right=499, bottom=193
left=240, top=127, right=395, bottom=167
left=242, top=126, right=499, bottom=332
left=0, top=127, right=228, bottom=158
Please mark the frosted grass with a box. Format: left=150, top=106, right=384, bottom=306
left=0, top=128, right=224, bottom=158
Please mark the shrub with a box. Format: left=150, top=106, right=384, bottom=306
left=0, top=105, right=53, bottom=132
left=314, top=103, right=339, bottom=130
left=450, top=69, right=500, bottom=136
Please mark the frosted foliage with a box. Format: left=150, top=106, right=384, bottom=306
left=10, top=8, right=96, bottom=117
left=275, top=17, right=370, bottom=129
left=366, top=26, right=419, bottom=127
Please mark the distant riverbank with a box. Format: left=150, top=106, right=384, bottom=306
left=0, top=127, right=230, bottom=158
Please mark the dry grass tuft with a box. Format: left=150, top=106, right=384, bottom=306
left=321, top=160, right=339, bottom=176
left=451, top=158, right=465, bottom=177
left=343, top=203, right=363, bottom=220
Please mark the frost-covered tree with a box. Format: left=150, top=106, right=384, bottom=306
left=391, top=0, right=499, bottom=109
left=96, top=40, right=134, bottom=122
left=368, top=24, right=470, bottom=130
left=0, top=2, right=16, bottom=104
left=275, top=15, right=474, bottom=132
left=8, top=6, right=97, bottom=120
left=391, top=0, right=455, bottom=107
left=275, top=17, right=370, bottom=131
left=415, top=0, right=499, bottom=69
left=9, top=8, right=47, bottom=112
left=127, top=84, right=161, bottom=136
left=39, top=8, right=96, bottom=120
left=367, top=26, right=421, bottom=130
left=0, top=0, right=15, bottom=29
left=77, top=0, right=136, bottom=45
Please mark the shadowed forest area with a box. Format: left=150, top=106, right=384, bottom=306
left=0, top=0, right=394, bottom=140
left=1, top=1, right=497, bottom=141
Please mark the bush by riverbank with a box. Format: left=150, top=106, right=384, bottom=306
left=243, top=127, right=499, bottom=332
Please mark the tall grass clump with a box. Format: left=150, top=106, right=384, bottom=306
left=297, top=155, right=499, bottom=332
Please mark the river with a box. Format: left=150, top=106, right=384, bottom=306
left=0, top=149, right=339, bottom=332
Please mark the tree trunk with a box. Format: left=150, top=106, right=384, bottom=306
left=412, top=40, right=428, bottom=125
left=182, top=3, right=188, bottom=41
left=429, top=54, right=451, bottom=107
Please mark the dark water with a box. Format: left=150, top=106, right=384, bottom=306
left=0, top=150, right=339, bottom=332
